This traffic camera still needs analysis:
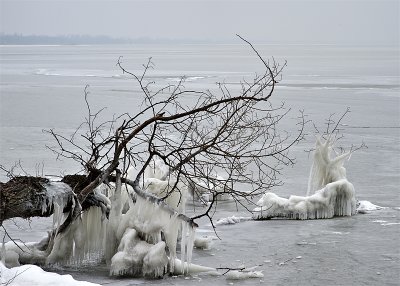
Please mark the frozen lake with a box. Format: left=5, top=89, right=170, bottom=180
left=1, top=44, right=399, bottom=285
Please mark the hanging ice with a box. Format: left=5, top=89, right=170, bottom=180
left=253, top=138, right=357, bottom=220
left=1, top=158, right=212, bottom=278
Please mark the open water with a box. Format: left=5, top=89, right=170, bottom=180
left=0, top=44, right=399, bottom=285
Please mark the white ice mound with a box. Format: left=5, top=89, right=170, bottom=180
left=0, top=262, right=100, bottom=286
left=110, top=228, right=168, bottom=277
left=225, top=266, right=264, bottom=280
left=193, top=235, right=218, bottom=249
left=187, top=175, right=232, bottom=203
left=215, top=215, right=252, bottom=226
left=225, top=270, right=264, bottom=280
left=253, top=138, right=357, bottom=220
left=357, top=200, right=384, bottom=213
left=253, top=179, right=356, bottom=219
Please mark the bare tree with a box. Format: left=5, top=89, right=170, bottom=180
left=0, top=39, right=307, bottom=278
left=37, top=36, right=304, bottom=226
left=1, top=37, right=305, bottom=228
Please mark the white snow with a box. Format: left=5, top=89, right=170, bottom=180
left=0, top=262, right=100, bottom=286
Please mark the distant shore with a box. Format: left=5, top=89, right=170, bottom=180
left=0, top=33, right=215, bottom=45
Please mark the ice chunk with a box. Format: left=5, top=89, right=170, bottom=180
left=110, top=228, right=152, bottom=277
left=225, top=270, right=264, bottom=280
left=194, top=235, right=217, bottom=249
left=357, top=200, right=384, bottom=213
left=215, top=216, right=252, bottom=226
left=142, top=241, right=168, bottom=278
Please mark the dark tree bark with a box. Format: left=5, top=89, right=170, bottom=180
left=0, top=173, right=198, bottom=228
left=0, top=175, right=104, bottom=225
left=0, top=177, right=64, bottom=224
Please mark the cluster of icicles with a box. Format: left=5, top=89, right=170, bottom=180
left=2, top=159, right=214, bottom=277
left=252, top=138, right=357, bottom=220
left=2, top=138, right=358, bottom=277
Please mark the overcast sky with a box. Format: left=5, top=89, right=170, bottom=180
left=0, top=0, right=398, bottom=45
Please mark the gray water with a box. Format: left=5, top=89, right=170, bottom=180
left=0, top=44, right=399, bottom=285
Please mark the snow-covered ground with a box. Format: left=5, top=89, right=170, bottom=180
left=0, top=262, right=100, bottom=286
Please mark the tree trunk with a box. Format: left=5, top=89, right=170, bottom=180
left=0, top=174, right=197, bottom=228
left=0, top=175, right=105, bottom=225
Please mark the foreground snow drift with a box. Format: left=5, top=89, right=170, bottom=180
left=0, top=262, right=100, bottom=286
left=253, top=138, right=357, bottom=220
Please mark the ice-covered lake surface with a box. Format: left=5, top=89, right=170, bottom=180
left=1, top=44, right=399, bottom=285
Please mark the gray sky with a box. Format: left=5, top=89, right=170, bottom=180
left=0, top=0, right=398, bottom=45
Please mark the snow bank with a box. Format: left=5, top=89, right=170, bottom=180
left=253, top=138, right=357, bottom=220
left=0, top=262, right=100, bottom=286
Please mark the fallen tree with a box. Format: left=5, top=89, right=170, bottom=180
left=0, top=37, right=306, bottom=277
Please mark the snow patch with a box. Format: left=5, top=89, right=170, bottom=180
left=0, top=262, right=100, bottom=286
left=381, top=222, right=400, bottom=226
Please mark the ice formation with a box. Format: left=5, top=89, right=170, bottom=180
left=187, top=175, right=232, bottom=203
left=1, top=158, right=214, bottom=278
left=253, top=138, right=357, bottom=220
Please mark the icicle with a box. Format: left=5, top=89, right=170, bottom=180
left=6, top=158, right=202, bottom=278
left=172, top=258, right=215, bottom=275
left=186, top=225, right=195, bottom=269
left=105, top=171, right=123, bottom=264
left=1, top=240, right=5, bottom=265
left=180, top=221, right=187, bottom=274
